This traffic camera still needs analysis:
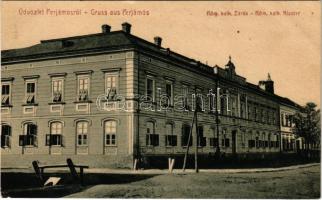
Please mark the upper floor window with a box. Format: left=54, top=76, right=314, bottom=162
left=182, top=85, right=189, bottom=110
left=1, top=124, right=11, bottom=148
left=1, top=83, right=11, bottom=106
left=19, top=123, right=37, bottom=146
left=146, top=76, right=155, bottom=102
left=105, top=73, right=118, bottom=100
left=46, top=122, right=63, bottom=146
left=52, top=79, right=64, bottom=103
left=165, top=81, right=173, bottom=106
left=105, top=121, right=117, bottom=146
left=77, top=75, right=89, bottom=102
left=146, top=121, right=159, bottom=146
left=77, top=121, right=88, bottom=146
left=165, top=123, right=177, bottom=146
left=25, top=80, right=36, bottom=104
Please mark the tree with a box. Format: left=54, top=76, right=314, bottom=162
left=293, top=102, right=320, bottom=154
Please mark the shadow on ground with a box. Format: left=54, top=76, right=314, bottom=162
left=1, top=172, right=158, bottom=198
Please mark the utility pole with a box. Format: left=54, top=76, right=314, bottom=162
left=182, top=87, right=199, bottom=173
left=215, top=77, right=221, bottom=155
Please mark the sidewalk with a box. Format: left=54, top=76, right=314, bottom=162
left=1, top=162, right=319, bottom=174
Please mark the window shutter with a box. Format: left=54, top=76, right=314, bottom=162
left=7, top=137, right=11, bottom=148
left=19, top=135, right=25, bottom=146
left=45, top=134, right=51, bottom=146
left=146, top=134, right=149, bottom=146
left=34, top=136, right=38, bottom=147
left=1, top=135, right=5, bottom=148
left=61, top=135, right=64, bottom=147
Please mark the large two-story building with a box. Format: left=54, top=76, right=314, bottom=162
left=1, top=23, right=301, bottom=168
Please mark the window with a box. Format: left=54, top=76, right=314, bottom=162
left=146, top=77, right=155, bottom=102
left=272, top=111, right=276, bottom=125
left=1, top=125, right=11, bottom=148
left=255, top=132, right=260, bottom=148
left=46, top=122, right=63, bottom=146
left=165, top=124, right=177, bottom=146
left=261, top=109, right=265, bottom=123
left=247, top=105, right=251, bottom=120
left=209, top=138, right=219, bottom=147
left=1, top=83, right=11, bottom=106
left=221, top=129, right=229, bottom=147
left=105, top=121, right=117, bottom=146
left=182, top=85, right=189, bottom=110
left=165, top=81, right=173, bottom=106
left=262, top=132, right=266, bottom=148
left=105, top=73, right=118, bottom=100
left=281, top=113, right=285, bottom=126
left=52, top=79, right=63, bottom=103
left=248, top=140, right=255, bottom=148
left=254, top=107, right=258, bottom=121
left=231, top=97, right=237, bottom=116
left=240, top=103, right=245, bottom=118
left=25, top=81, right=36, bottom=104
left=77, top=76, right=89, bottom=102
left=182, top=124, right=192, bottom=146
left=241, top=130, right=246, bottom=147
left=268, top=133, right=272, bottom=148
left=77, top=121, right=88, bottom=146
left=197, top=126, right=206, bottom=147
left=195, top=89, right=203, bottom=111
left=19, top=123, right=37, bottom=146
left=220, top=95, right=226, bottom=115
left=146, top=122, right=159, bottom=146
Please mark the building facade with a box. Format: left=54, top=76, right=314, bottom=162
left=1, top=23, right=301, bottom=168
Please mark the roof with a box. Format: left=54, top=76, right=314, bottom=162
left=1, top=26, right=302, bottom=109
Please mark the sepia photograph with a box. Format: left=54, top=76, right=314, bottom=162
left=1, top=1, right=321, bottom=198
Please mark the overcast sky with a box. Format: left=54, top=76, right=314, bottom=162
left=2, top=1, right=320, bottom=107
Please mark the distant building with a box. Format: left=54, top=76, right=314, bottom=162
left=1, top=22, right=302, bottom=168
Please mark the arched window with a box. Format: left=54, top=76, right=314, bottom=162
left=77, top=121, right=88, bottom=146
left=105, top=120, right=117, bottom=146
left=146, top=121, right=158, bottom=146
left=1, top=124, right=11, bottom=148
left=46, top=122, right=63, bottom=146
left=19, top=123, right=37, bottom=146
left=165, top=123, right=177, bottom=146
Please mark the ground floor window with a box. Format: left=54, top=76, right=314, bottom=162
left=146, top=121, right=159, bottom=146
left=19, top=123, right=37, bottom=146
left=181, top=124, right=192, bottom=146
left=1, top=124, right=11, bottom=148
left=105, top=121, right=117, bottom=146
left=165, top=123, right=177, bottom=146
left=46, top=122, right=63, bottom=146
left=197, top=126, right=206, bottom=147
left=77, top=121, right=88, bottom=146
left=209, top=138, right=219, bottom=147
left=221, top=129, right=229, bottom=148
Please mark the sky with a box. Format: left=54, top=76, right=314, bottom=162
left=1, top=1, right=320, bottom=107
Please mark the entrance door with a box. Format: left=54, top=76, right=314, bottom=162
left=232, top=130, right=237, bottom=154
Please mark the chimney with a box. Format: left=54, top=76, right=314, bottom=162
left=154, top=36, right=162, bottom=47
left=122, top=22, right=131, bottom=34
left=101, top=24, right=111, bottom=33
